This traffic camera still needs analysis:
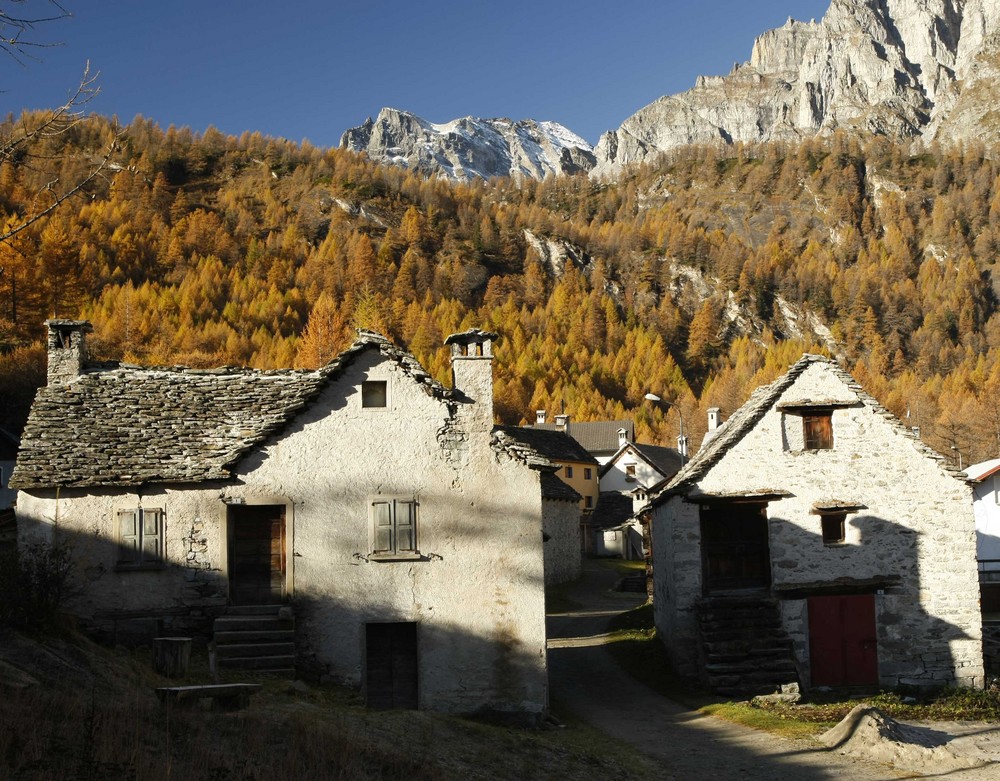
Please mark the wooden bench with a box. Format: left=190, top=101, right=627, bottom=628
left=155, top=683, right=261, bottom=710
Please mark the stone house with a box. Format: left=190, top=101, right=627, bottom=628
left=592, top=442, right=682, bottom=560
left=649, top=354, right=984, bottom=695
left=494, top=425, right=588, bottom=584
left=13, top=321, right=554, bottom=719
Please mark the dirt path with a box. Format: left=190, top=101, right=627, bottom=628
left=546, top=560, right=907, bottom=780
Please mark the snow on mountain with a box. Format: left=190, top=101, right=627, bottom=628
left=340, top=108, right=596, bottom=182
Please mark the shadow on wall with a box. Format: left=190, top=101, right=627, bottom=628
left=765, top=511, right=978, bottom=689
left=12, top=483, right=548, bottom=719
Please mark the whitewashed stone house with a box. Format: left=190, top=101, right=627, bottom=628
left=649, top=354, right=984, bottom=695
left=13, top=321, right=554, bottom=720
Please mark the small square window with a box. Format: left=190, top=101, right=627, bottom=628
left=362, top=380, right=387, bottom=408
left=821, top=513, right=846, bottom=545
left=584, top=468, right=592, bottom=480
left=803, top=412, right=833, bottom=450
left=565, top=465, right=574, bottom=479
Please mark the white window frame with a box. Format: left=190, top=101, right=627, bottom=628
left=369, top=497, right=420, bottom=560
left=117, top=507, right=164, bottom=569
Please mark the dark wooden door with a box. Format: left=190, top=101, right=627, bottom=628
left=365, top=622, right=418, bottom=710
left=701, top=503, right=771, bottom=592
left=808, top=594, right=878, bottom=686
left=228, top=504, right=285, bottom=605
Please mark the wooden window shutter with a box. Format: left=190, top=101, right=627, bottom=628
left=397, top=501, right=416, bottom=552
left=118, top=509, right=139, bottom=564
left=142, top=509, right=163, bottom=562
left=803, top=413, right=833, bottom=449
left=373, top=501, right=393, bottom=553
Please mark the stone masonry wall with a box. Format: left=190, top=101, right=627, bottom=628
left=655, top=361, right=984, bottom=689
left=542, top=498, right=581, bottom=585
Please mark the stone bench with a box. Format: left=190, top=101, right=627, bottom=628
left=155, top=683, right=261, bottom=710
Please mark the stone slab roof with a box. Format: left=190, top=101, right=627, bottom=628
left=496, top=425, right=598, bottom=465
left=590, top=491, right=635, bottom=529
left=534, top=419, right=633, bottom=454
left=652, top=354, right=964, bottom=506
left=539, top=472, right=582, bottom=502
left=11, top=332, right=451, bottom=490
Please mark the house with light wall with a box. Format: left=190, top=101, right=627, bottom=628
left=649, top=354, right=984, bottom=695
left=13, top=321, right=554, bottom=720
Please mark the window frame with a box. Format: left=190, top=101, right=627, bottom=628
left=625, top=463, right=637, bottom=482
left=361, top=380, right=388, bottom=408
left=117, top=507, right=164, bottom=570
left=369, top=497, right=420, bottom=561
left=564, top=465, right=574, bottom=479
left=584, top=495, right=593, bottom=509
left=584, top=467, right=593, bottom=480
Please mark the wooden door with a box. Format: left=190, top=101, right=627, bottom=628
left=701, top=503, right=771, bottom=592
left=808, top=594, right=878, bottom=686
left=365, top=622, right=418, bottom=710
left=228, top=504, right=285, bottom=605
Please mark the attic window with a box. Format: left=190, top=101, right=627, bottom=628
left=802, top=411, right=833, bottom=450
left=625, top=463, right=636, bottom=482
left=362, top=380, right=387, bottom=408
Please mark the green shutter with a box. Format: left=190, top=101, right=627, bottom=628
left=118, top=509, right=139, bottom=564
left=142, top=509, right=163, bottom=563
left=397, top=501, right=416, bottom=552
left=373, top=501, right=393, bottom=553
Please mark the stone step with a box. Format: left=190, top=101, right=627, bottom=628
left=214, top=629, right=295, bottom=645
left=216, top=654, right=296, bottom=671
left=213, top=616, right=294, bottom=632
left=223, top=604, right=290, bottom=616
left=215, top=642, right=296, bottom=659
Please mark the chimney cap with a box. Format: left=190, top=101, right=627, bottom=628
left=444, top=329, right=499, bottom=347
left=46, top=319, right=93, bottom=332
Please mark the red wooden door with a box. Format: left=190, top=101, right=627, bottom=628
left=808, top=594, right=878, bottom=686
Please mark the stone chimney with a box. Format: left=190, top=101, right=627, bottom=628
left=536, top=410, right=547, bottom=425
left=45, top=319, right=93, bottom=385
left=554, top=414, right=570, bottom=432
left=617, top=428, right=629, bottom=448
left=707, top=407, right=721, bottom=432
left=445, top=329, right=498, bottom=433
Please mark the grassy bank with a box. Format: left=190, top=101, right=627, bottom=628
left=604, top=602, right=1000, bottom=738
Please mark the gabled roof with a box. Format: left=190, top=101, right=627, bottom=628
left=534, top=419, right=633, bottom=454
left=600, top=441, right=683, bottom=481
left=496, top=425, right=598, bottom=465
left=965, top=458, right=1000, bottom=484
left=652, top=354, right=963, bottom=505
left=12, top=332, right=452, bottom=490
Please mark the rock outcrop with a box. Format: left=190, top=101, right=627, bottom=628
left=341, top=107, right=595, bottom=182
left=593, top=0, right=1000, bottom=176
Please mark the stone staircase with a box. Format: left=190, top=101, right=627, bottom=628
left=212, top=605, right=296, bottom=675
left=696, top=596, right=798, bottom=697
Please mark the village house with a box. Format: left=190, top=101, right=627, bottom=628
left=494, top=425, right=589, bottom=584
left=592, top=440, right=683, bottom=560
left=12, top=321, right=555, bottom=720
left=649, top=354, right=984, bottom=696
left=962, top=458, right=1000, bottom=672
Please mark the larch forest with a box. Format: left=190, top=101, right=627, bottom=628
left=2, top=112, right=1000, bottom=465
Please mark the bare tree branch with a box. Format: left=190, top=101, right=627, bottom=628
left=0, top=0, right=70, bottom=66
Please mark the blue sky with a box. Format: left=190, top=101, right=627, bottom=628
left=2, top=1, right=832, bottom=147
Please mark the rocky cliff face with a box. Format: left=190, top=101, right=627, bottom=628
left=341, top=108, right=596, bottom=182
left=593, top=0, right=1000, bottom=176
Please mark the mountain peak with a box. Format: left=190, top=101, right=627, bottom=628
left=340, top=107, right=595, bottom=182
